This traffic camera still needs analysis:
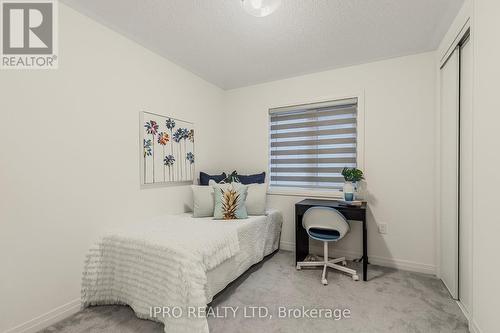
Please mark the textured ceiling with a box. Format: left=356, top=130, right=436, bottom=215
left=62, top=0, right=464, bottom=89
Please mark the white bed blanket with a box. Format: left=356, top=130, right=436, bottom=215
left=81, top=210, right=282, bottom=333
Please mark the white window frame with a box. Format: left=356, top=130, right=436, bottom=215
left=267, top=91, right=365, bottom=198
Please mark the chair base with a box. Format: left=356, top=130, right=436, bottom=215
left=296, top=242, right=359, bottom=284
left=297, top=257, right=359, bottom=284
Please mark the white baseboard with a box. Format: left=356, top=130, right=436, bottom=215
left=456, top=300, right=470, bottom=321
left=4, top=299, right=80, bottom=333
left=469, top=319, right=482, bottom=333
left=455, top=301, right=483, bottom=333
left=280, top=240, right=436, bottom=275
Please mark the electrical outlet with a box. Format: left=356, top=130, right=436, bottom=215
left=378, top=223, right=388, bottom=234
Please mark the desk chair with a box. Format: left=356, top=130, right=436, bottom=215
left=296, top=206, right=359, bottom=285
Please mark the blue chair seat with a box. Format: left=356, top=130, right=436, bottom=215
left=308, top=228, right=340, bottom=241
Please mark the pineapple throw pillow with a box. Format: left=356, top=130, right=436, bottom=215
left=212, top=182, right=249, bottom=220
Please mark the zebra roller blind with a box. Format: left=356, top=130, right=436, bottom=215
left=269, top=98, right=358, bottom=190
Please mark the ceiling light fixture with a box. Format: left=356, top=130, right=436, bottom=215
left=241, top=0, right=282, bottom=17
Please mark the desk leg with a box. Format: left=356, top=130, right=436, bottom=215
left=295, top=213, right=309, bottom=264
left=362, top=218, right=368, bottom=281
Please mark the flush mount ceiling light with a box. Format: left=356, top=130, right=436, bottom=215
left=241, top=0, right=282, bottom=17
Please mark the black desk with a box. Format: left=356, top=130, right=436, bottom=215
left=295, top=199, right=368, bottom=281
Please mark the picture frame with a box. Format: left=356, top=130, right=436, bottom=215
left=140, top=111, right=195, bottom=188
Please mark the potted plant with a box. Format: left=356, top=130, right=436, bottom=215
left=341, top=167, right=364, bottom=201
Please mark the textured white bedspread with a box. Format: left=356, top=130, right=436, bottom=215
left=206, top=210, right=283, bottom=300
left=81, top=210, right=282, bottom=333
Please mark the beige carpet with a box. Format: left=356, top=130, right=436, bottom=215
left=40, top=251, right=468, bottom=333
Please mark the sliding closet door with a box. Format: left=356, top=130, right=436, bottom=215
left=440, top=47, right=459, bottom=299
left=459, top=37, right=472, bottom=311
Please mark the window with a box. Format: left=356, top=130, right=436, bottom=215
left=269, top=97, right=358, bottom=193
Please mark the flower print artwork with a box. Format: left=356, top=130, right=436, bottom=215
left=142, top=112, right=194, bottom=185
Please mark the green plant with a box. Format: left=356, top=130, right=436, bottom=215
left=342, top=167, right=364, bottom=182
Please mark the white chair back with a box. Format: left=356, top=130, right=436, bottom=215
left=302, top=206, right=350, bottom=240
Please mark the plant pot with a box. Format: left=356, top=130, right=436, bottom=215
left=343, top=181, right=356, bottom=201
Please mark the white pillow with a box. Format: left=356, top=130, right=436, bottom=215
left=191, top=185, right=215, bottom=217
left=245, top=183, right=267, bottom=215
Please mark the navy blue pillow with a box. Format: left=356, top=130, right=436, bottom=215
left=237, top=172, right=266, bottom=185
left=199, top=172, right=226, bottom=186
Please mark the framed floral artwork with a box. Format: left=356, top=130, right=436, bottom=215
left=140, top=111, right=195, bottom=187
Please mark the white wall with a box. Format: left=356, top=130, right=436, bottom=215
left=471, top=1, right=500, bottom=332
left=223, top=52, right=437, bottom=274
left=0, top=4, right=224, bottom=332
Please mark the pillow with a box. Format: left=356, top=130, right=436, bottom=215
left=221, top=170, right=239, bottom=183
left=199, top=172, right=226, bottom=186
left=212, top=182, right=248, bottom=220
left=245, top=183, right=267, bottom=215
left=191, top=185, right=215, bottom=217
left=237, top=172, right=266, bottom=185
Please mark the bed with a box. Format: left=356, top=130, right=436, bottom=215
left=81, top=210, right=282, bottom=333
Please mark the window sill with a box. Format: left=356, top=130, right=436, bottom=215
left=267, top=188, right=344, bottom=199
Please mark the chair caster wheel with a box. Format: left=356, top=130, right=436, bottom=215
left=352, top=275, right=359, bottom=281
left=296, top=265, right=301, bottom=270
left=322, top=279, right=328, bottom=285
left=342, top=261, right=347, bottom=266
